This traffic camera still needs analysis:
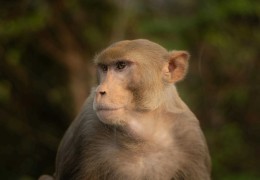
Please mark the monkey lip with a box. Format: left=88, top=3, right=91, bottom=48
left=95, top=105, right=123, bottom=111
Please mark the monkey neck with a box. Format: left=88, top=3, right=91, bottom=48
left=105, top=107, right=173, bottom=150
left=163, top=85, right=189, bottom=113
left=123, top=86, right=189, bottom=145
left=99, top=85, right=190, bottom=148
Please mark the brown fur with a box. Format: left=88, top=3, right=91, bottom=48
left=40, top=39, right=211, bottom=180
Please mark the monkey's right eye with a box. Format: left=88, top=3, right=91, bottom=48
left=99, top=64, right=108, bottom=72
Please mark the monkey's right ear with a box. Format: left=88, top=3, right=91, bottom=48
left=163, top=50, right=190, bottom=83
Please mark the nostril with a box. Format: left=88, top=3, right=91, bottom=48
left=99, top=91, right=106, bottom=95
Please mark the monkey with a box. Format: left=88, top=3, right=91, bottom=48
left=39, top=39, right=211, bottom=180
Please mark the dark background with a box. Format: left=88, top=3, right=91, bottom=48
left=0, top=0, right=259, bottom=179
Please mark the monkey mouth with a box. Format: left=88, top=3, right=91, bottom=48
left=95, top=105, right=123, bottom=111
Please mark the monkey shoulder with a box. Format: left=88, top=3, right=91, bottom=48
left=168, top=111, right=211, bottom=179
left=55, top=95, right=100, bottom=179
left=169, top=111, right=208, bottom=153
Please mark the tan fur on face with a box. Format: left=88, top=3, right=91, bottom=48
left=45, top=39, right=211, bottom=180
left=95, top=39, right=188, bottom=111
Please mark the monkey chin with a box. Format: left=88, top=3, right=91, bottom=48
left=96, top=108, right=125, bottom=125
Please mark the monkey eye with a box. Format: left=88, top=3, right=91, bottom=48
left=98, top=64, right=108, bottom=72
left=115, top=61, right=127, bottom=70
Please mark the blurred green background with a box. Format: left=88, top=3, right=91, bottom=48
left=0, top=0, right=259, bottom=179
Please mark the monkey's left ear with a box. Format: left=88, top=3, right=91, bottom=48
left=163, top=50, right=190, bottom=83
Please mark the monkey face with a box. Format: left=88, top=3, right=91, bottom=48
left=93, top=60, right=135, bottom=125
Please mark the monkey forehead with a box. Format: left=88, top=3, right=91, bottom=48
left=94, top=39, right=169, bottom=64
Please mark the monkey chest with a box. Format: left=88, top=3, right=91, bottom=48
left=85, top=142, right=177, bottom=179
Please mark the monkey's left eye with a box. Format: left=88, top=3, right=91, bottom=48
left=115, top=61, right=127, bottom=70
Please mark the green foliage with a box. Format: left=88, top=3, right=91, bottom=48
left=0, top=3, right=48, bottom=37
left=207, top=123, right=257, bottom=179
left=0, top=81, right=11, bottom=103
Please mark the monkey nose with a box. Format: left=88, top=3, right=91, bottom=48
left=99, top=91, right=106, bottom=95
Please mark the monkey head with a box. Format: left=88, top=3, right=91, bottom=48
left=93, top=39, right=189, bottom=125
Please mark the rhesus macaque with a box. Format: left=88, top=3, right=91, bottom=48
left=39, top=39, right=211, bottom=180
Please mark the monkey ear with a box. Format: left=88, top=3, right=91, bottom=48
left=163, top=50, right=190, bottom=83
